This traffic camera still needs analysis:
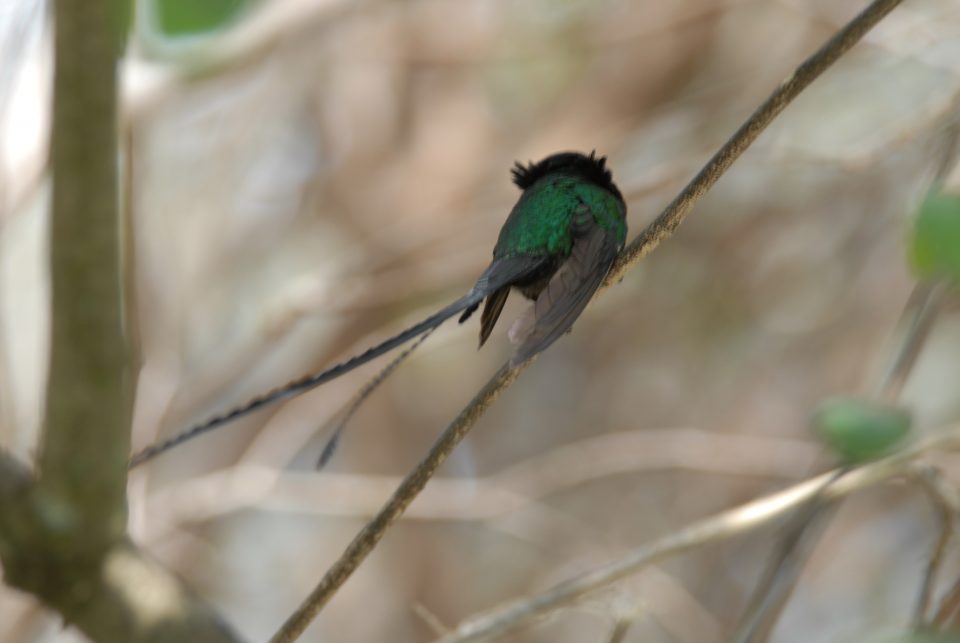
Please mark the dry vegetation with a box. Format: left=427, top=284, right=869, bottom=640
left=2, top=0, right=960, bottom=641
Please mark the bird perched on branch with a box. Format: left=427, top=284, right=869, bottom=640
left=130, top=151, right=627, bottom=467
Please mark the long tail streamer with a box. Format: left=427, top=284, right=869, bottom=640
left=129, top=293, right=480, bottom=469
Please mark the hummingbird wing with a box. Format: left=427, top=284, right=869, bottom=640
left=510, top=216, right=621, bottom=365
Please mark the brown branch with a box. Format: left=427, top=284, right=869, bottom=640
left=269, top=0, right=905, bottom=639
left=871, top=281, right=949, bottom=402
left=607, top=0, right=904, bottom=285
left=914, top=500, right=953, bottom=629
left=728, top=467, right=844, bottom=643
left=606, top=619, right=633, bottom=643
left=909, top=464, right=960, bottom=628
left=269, top=363, right=525, bottom=643
left=932, top=572, right=960, bottom=627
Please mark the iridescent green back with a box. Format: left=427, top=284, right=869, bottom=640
left=493, top=174, right=627, bottom=259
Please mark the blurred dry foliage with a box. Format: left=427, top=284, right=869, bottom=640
left=2, top=0, right=960, bottom=641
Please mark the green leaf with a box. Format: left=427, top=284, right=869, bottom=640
left=812, top=397, right=911, bottom=464
left=910, top=189, right=960, bottom=282
left=153, top=0, right=253, bottom=37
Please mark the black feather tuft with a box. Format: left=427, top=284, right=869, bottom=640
left=510, top=150, right=622, bottom=201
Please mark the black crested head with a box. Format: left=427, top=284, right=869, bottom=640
left=510, top=150, right=623, bottom=201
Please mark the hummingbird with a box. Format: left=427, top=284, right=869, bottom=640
left=129, top=151, right=627, bottom=467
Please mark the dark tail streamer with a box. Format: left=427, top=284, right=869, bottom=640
left=129, top=292, right=482, bottom=469
left=316, top=325, right=437, bottom=469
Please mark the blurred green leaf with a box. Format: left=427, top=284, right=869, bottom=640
left=910, top=188, right=960, bottom=282
left=813, top=397, right=911, bottom=464
left=153, top=0, right=253, bottom=36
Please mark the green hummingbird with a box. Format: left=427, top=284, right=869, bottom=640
left=130, top=151, right=627, bottom=467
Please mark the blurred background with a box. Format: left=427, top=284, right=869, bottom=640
left=2, top=0, right=960, bottom=641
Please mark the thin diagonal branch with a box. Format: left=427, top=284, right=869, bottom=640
left=871, top=281, right=949, bottom=403
left=270, top=0, right=904, bottom=639
left=606, top=0, right=904, bottom=285
left=269, top=363, right=525, bottom=643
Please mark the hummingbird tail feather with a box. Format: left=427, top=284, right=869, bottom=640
left=316, top=325, right=436, bottom=469
left=478, top=286, right=510, bottom=348
left=129, top=292, right=483, bottom=468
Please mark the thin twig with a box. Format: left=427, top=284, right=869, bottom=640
left=728, top=473, right=843, bottom=643
left=269, top=0, right=904, bottom=639
left=607, top=619, right=633, bottom=643
left=932, top=574, right=960, bottom=628
left=269, top=363, right=525, bottom=643
left=606, top=0, right=904, bottom=286
left=412, top=602, right=450, bottom=638
left=432, top=425, right=960, bottom=643
left=871, top=281, right=949, bottom=403
left=914, top=502, right=953, bottom=630
left=909, top=464, right=960, bottom=628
